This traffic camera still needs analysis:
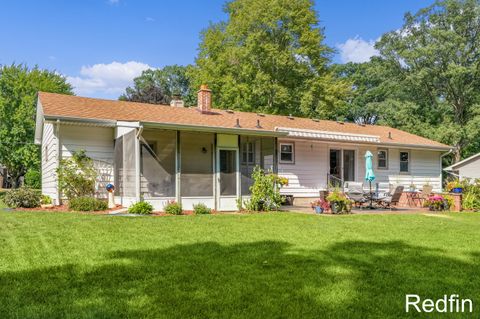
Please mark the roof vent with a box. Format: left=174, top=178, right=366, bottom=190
left=170, top=98, right=184, bottom=107
left=257, top=113, right=265, bottom=117
left=388, top=132, right=392, bottom=139
left=234, top=118, right=241, bottom=128
left=312, top=118, right=320, bottom=122
left=288, top=114, right=294, bottom=120
left=226, top=109, right=234, bottom=114
left=256, top=119, right=262, bottom=129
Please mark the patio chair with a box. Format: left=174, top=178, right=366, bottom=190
left=377, top=186, right=404, bottom=210
left=344, top=182, right=364, bottom=193
left=345, top=190, right=367, bottom=208
left=419, top=184, right=433, bottom=202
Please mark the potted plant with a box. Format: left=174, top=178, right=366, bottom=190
left=409, top=182, right=416, bottom=192
left=310, top=199, right=329, bottom=214
left=326, top=190, right=353, bottom=214
left=447, top=180, right=463, bottom=193
left=423, top=195, right=450, bottom=211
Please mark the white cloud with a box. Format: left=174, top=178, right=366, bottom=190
left=145, top=17, right=155, bottom=22
left=337, top=37, right=380, bottom=63
left=67, top=61, right=153, bottom=98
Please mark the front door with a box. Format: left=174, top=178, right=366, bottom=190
left=217, top=148, right=239, bottom=211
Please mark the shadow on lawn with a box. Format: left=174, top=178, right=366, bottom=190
left=1, top=240, right=479, bottom=318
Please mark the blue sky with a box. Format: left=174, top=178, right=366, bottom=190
left=0, top=0, right=433, bottom=99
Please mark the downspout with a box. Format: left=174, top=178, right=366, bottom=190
left=440, top=149, right=454, bottom=192
left=56, top=119, right=61, bottom=205
left=135, top=126, right=144, bottom=202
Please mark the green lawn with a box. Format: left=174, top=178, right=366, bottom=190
left=1, top=212, right=479, bottom=318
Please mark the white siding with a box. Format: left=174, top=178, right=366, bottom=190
left=278, top=138, right=443, bottom=197
left=278, top=140, right=328, bottom=197
left=41, top=122, right=59, bottom=203
left=458, top=160, right=480, bottom=179
left=60, top=125, right=115, bottom=198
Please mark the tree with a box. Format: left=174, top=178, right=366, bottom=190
left=0, top=64, right=73, bottom=187
left=375, top=0, right=480, bottom=162
left=120, top=65, right=196, bottom=106
left=333, top=59, right=398, bottom=125
left=189, top=0, right=349, bottom=118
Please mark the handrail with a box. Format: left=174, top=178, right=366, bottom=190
left=327, top=173, right=344, bottom=191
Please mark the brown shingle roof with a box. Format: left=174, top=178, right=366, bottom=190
left=38, top=92, right=450, bottom=149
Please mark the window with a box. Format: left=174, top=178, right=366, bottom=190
left=280, top=143, right=294, bottom=163
left=242, top=142, right=255, bottom=164
left=400, top=151, right=410, bottom=173
left=377, top=149, right=388, bottom=169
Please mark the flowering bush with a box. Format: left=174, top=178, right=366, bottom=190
left=244, top=166, right=285, bottom=211
left=424, top=195, right=450, bottom=211
left=310, top=199, right=330, bottom=211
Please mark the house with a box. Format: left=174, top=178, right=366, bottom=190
left=34, top=86, right=451, bottom=211
left=444, top=153, right=480, bottom=180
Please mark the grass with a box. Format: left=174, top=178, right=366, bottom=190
left=0, top=190, right=7, bottom=209
left=1, top=211, right=480, bottom=318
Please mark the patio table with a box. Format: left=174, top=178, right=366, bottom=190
left=403, top=190, right=421, bottom=207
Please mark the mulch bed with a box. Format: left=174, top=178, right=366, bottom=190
left=13, top=205, right=124, bottom=215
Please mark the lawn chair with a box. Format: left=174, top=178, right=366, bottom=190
left=419, top=184, right=433, bottom=203
left=377, top=186, right=404, bottom=210
left=344, top=182, right=367, bottom=208
left=345, top=191, right=367, bottom=208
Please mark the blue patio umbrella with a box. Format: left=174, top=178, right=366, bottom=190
left=365, top=151, right=376, bottom=208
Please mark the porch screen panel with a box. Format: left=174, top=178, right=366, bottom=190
left=114, top=137, right=123, bottom=196
left=122, top=130, right=137, bottom=197
left=240, top=136, right=275, bottom=195
left=140, top=130, right=176, bottom=198
left=180, top=132, right=214, bottom=196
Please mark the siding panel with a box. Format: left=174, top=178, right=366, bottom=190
left=278, top=139, right=443, bottom=197
left=60, top=125, right=115, bottom=198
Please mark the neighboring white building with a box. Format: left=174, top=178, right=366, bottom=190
left=34, top=88, right=451, bottom=211
left=444, top=153, right=480, bottom=180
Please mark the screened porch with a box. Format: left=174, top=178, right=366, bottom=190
left=113, top=126, right=277, bottom=211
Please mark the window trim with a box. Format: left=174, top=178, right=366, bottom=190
left=377, top=148, right=389, bottom=170
left=279, top=142, right=295, bottom=164
left=241, top=141, right=255, bottom=165
left=399, top=150, right=410, bottom=174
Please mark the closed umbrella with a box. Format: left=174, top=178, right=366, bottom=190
left=365, top=151, right=376, bottom=209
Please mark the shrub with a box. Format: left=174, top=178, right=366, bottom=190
left=164, top=200, right=182, bottom=215
left=193, top=203, right=211, bottom=215
left=128, top=202, right=154, bottom=215
left=244, top=166, right=285, bottom=211
left=4, top=188, right=41, bottom=208
left=40, top=195, right=52, bottom=205
left=69, top=197, right=107, bottom=211
left=24, top=169, right=41, bottom=189
left=326, top=189, right=353, bottom=214
left=57, top=150, right=97, bottom=200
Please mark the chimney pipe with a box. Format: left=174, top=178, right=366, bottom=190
left=197, top=84, right=212, bottom=113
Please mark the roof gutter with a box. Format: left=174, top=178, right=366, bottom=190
left=44, top=115, right=117, bottom=127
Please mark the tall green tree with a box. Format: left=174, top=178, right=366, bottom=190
left=0, top=64, right=73, bottom=187
left=189, top=0, right=349, bottom=118
left=375, top=0, right=480, bottom=162
left=120, top=65, right=196, bottom=106
left=333, top=58, right=399, bottom=125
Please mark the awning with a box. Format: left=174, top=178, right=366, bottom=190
left=276, top=127, right=381, bottom=143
